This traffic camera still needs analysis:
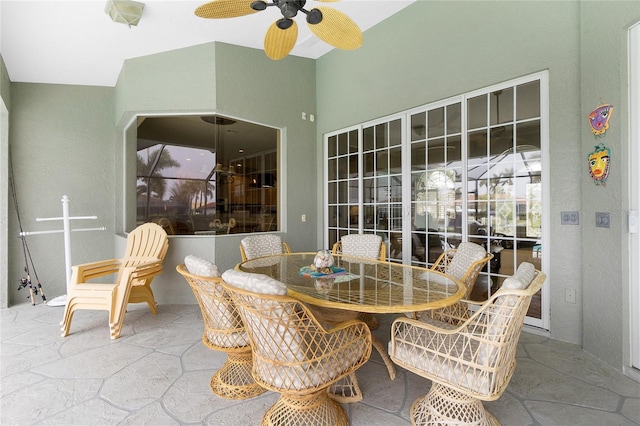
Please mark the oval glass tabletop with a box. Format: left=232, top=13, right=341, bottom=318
left=236, top=252, right=465, bottom=314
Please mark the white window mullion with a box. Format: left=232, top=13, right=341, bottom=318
left=358, top=126, right=364, bottom=233
left=461, top=96, right=469, bottom=244
left=402, top=116, right=412, bottom=264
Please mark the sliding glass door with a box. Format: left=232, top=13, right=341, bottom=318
left=325, top=72, right=548, bottom=327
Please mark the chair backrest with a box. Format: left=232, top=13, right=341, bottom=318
left=177, top=262, right=249, bottom=349
left=123, top=222, right=169, bottom=266
left=477, top=262, right=544, bottom=367
left=221, top=269, right=314, bottom=389
left=433, top=241, right=491, bottom=298
left=240, top=234, right=289, bottom=261
left=335, top=233, right=385, bottom=261
left=389, top=263, right=545, bottom=400
left=221, top=269, right=372, bottom=394
left=445, top=242, right=486, bottom=279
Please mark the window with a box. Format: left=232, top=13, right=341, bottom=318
left=136, top=115, right=280, bottom=235
left=325, top=73, right=548, bottom=326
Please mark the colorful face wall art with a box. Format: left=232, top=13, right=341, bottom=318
left=588, top=143, right=610, bottom=186
left=588, top=104, right=614, bottom=136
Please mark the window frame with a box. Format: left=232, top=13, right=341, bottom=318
left=129, top=113, right=282, bottom=236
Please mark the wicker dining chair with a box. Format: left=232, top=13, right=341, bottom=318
left=239, top=234, right=291, bottom=261
left=331, top=233, right=386, bottom=261
left=430, top=242, right=492, bottom=298
left=389, top=263, right=546, bottom=426
left=176, top=260, right=265, bottom=399
left=220, top=269, right=372, bottom=426
left=324, top=232, right=391, bottom=402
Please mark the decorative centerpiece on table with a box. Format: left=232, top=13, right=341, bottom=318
left=312, top=249, right=334, bottom=273
left=299, top=251, right=345, bottom=293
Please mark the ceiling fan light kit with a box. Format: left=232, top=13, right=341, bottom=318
left=105, top=0, right=145, bottom=27
left=195, top=0, right=363, bottom=60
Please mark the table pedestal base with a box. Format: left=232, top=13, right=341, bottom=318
left=411, top=383, right=499, bottom=426
left=211, top=350, right=266, bottom=400
left=262, top=389, right=349, bottom=426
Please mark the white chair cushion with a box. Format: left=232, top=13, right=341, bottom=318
left=479, top=262, right=538, bottom=363
left=221, top=269, right=287, bottom=295
left=391, top=317, right=491, bottom=395
left=206, top=329, right=249, bottom=348
left=341, top=234, right=382, bottom=259
left=258, top=338, right=367, bottom=390
left=446, top=242, right=487, bottom=279
left=241, top=234, right=284, bottom=260
left=501, top=262, right=536, bottom=290
left=222, top=269, right=308, bottom=383
left=185, top=255, right=220, bottom=277
left=184, top=262, right=248, bottom=348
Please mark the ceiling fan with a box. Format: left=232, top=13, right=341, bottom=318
left=194, top=0, right=363, bottom=60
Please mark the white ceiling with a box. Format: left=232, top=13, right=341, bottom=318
left=0, top=0, right=415, bottom=87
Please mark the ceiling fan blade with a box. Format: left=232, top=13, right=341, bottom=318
left=308, top=7, right=363, bottom=50
left=195, top=0, right=258, bottom=19
left=264, top=20, right=298, bottom=60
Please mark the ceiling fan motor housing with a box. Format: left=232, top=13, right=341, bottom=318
left=280, top=0, right=305, bottom=18
left=198, top=0, right=362, bottom=59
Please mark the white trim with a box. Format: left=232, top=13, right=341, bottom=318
left=1, top=98, right=8, bottom=307
left=629, top=22, right=640, bottom=370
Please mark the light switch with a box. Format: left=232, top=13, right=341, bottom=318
left=596, top=212, right=610, bottom=228
left=561, top=211, right=579, bottom=225
left=630, top=210, right=638, bottom=233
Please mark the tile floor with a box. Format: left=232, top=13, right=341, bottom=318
left=1, top=302, right=639, bottom=426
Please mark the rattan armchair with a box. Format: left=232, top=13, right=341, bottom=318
left=324, top=233, right=391, bottom=401
left=220, top=269, right=372, bottom=426
left=176, top=263, right=265, bottom=399
left=239, top=234, right=291, bottom=261
left=389, top=263, right=546, bottom=426
left=428, top=241, right=493, bottom=301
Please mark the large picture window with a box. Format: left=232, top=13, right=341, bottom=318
left=136, top=115, right=280, bottom=235
left=325, top=73, right=548, bottom=327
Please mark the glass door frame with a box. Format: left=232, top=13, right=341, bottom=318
left=629, top=22, right=640, bottom=371
left=323, top=71, right=549, bottom=329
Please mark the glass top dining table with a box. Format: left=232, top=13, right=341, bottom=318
left=236, top=252, right=466, bottom=315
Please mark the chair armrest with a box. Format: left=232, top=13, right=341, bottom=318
left=311, top=318, right=372, bottom=379
left=297, top=302, right=372, bottom=364
left=424, top=301, right=474, bottom=324
left=122, top=260, right=164, bottom=283
left=429, top=249, right=455, bottom=273
left=282, top=242, right=292, bottom=254
left=70, top=259, right=121, bottom=284
left=324, top=319, right=372, bottom=347
left=331, top=241, right=341, bottom=255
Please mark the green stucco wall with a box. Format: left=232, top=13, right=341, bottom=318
left=1, top=54, right=9, bottom=308
left=317, top=0, right=583, bottom=345
left=7, top=83, right=115, bottom=304
left=108, top=42, right=317, bottom=304
left=580, top=0, right=640, bottom=369
left=1, top=54, right=10, bottom=106
left=315, top=0, right=639, bottom=368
